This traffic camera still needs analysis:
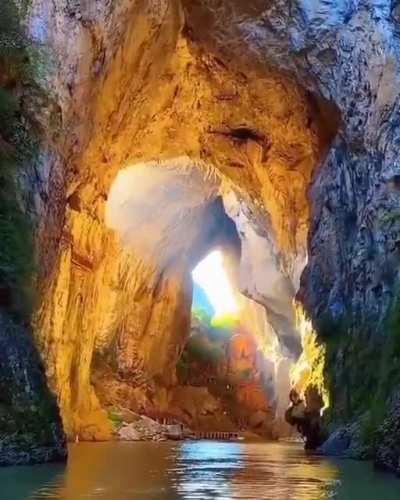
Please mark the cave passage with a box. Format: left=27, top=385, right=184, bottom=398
left=98, top=157, right=303, bottom=440
left=10, top=0, right=337, bottom=451
left=183, top=247, right=287, bottom=437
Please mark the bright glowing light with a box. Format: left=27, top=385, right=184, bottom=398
left=192, top=250, right=238, bottom=317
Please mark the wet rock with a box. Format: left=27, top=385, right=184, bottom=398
left=0, top=432, right=66, bottom=466
left=318, top=428, right=351, bottom=457
left=375, top=391, right=400, bottom=475
left=0, top=314, right=67, bottom=465
left=318, top=417, right=370, bottom=460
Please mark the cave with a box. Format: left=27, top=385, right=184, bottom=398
left=34, top=8, right=332, bottom=444
left=79, top=158, right=304, bottom=440
left=2, top=0, right=400, bottom=495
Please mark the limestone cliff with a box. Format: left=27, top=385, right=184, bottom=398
left=0, top=0, right=66, bottom=465
left=182, top=0, right=400, bottom=470
left=23, top=0, right=329, bottom=441
left=0, top=315, right=66, bottom=465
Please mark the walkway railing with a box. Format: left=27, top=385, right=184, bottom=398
left=193, top=431, right=240, bottom=440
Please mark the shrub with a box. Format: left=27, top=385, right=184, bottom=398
left=0, top=0, right=38, bottom=318
left=359, top=290, right=400, bottom=446
left=211, top=313, right=239, bottom=330
left=192, top=307, right=212, bottom=327
left=108, top=409, right=123, bottom=429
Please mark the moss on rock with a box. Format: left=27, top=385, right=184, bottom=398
left=0, top=0, right=67, bottom=465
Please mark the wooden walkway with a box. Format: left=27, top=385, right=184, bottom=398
left=194, top=431, right=240, bottom=440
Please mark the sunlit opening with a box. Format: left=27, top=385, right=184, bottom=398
left=192, top=250, right=238, bottom=318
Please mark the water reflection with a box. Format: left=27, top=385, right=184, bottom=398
left=32, top=442, right=179, bottom=499
left=0, top=462, right=64, bottom=500
left=0, top=441, right=398, bottom=500
left=174, top=441, right=339, bottom=500
left=175, top=442, right=243, bottom=499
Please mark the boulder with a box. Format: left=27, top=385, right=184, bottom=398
left=118, top=424, right=142, bottom=441
left=164, top=424, right=184, bottom=440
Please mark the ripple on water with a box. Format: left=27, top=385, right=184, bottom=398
left=0, top=441, right=399, bottom=500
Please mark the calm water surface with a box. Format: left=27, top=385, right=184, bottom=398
left=0, top=441, right=399, bottom=500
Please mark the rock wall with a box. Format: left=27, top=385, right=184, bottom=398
left=20, top=0, right=331, bottom=441
left=6, top=0, right=400, bottom=469
left=181, top=0, right=400, bottom=466
left=0, top=0, right=67, bottom=465
left=0, top=315, right=66, bottom=465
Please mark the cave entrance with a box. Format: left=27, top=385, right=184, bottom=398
left=100, top=158, right=298, bottom=439
left=178, top=244, right=283, bottom=437
left=172, top=196, right=281, bottom=437
left=192, top=249, right=238, bottom=319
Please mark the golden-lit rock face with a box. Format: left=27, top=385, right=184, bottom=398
left=291, top=305, right=330, bottom=411
left=27, top=0, right=335, bottom=439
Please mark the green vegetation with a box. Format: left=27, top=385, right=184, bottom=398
left=192, top=309, right=237, bottom=342
left=176, top=333, right=224, bottom=384
left=0, top=316, right=64, bottom=450
left=378, top=209, right=400, bottom=226
left=0, top=3, right=66, bottom=461
left=192, top=307, right=212, bottom=328
left=0, top=0, right=39, bottom=318
left=177, top=310, right=238, bottom=382
left=360, top=291, right=400, bottom=445
left=211, top=313, right=239, bottom=330
left=185, top=333, right=224, bottom=364
left=318, top=290, right=400, bottom=449
left=323, top=331, right=382, bottom=425
left=108, top=409, right=124, bottom=430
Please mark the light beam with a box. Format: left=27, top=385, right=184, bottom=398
left=192, top=250, right=238, bottom=318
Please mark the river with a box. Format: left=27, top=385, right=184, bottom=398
left=0, top=441, right=398, bottom=499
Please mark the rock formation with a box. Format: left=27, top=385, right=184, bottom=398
left=1, top=0, right=400, bottom=471
left=24, top=0, right=327, bottom=442
left=0, top=0, right=66, bottom=465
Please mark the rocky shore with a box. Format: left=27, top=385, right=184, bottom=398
left=109, top=408, right=189, bottom=442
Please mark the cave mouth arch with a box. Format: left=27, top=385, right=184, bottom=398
left=97, top=156, right=305, bottom=437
